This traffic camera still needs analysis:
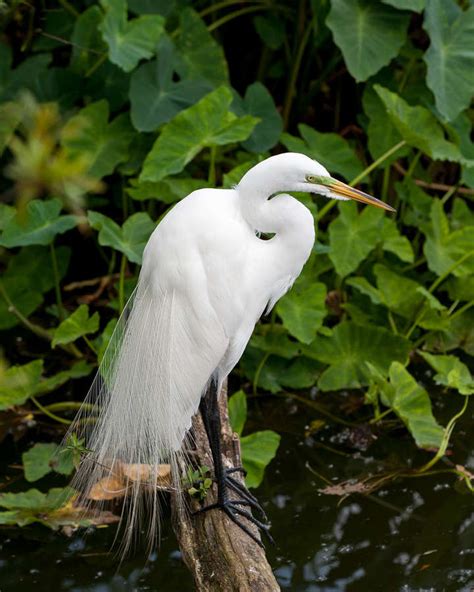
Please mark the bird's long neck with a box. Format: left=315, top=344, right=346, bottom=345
left=237, top=178, right=280, bottom=233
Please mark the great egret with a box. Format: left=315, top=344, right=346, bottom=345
left=68, top=152, right=394, bottom=552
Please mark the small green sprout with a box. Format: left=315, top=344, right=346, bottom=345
left=60, top=433, right=94, bottom=468
left=184, top=465, right=213, bottom=502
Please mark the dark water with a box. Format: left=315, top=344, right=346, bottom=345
left=0, top=396, right=473, bottom=592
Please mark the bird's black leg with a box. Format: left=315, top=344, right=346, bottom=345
left=194, top=380, right=273, bottom=546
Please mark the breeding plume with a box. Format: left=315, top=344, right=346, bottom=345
left=68, top=153, right=394, bottom=551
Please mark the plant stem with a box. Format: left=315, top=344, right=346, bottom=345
left=449, top=299, right=474, bottom=321
left=207, top=5, right=266, bottom=32
left=416, top=396, right=469, bottom=474
left=119, top=254, right=127, bottom=315
left=316, top=140, right=406, bottom=221
left=200, top=0, right=264, bottom=18
left=428, top=249, right=474, bottom=295
left=43, top=401, right=97, bottom=413
left=31, top=396, right=72, bottom=425
left=58, top=0, right=79, bottom=16
left=253, top=352, right=270, bottom=396
left=85, top=53, right=107, bottom=78
left=282, top=17, right=313, bottom=130
left=83, top=335, right=98, bottom=355
left=208, top=145, right=217, bottom=186
left=50, top=242, right=64, bottom=321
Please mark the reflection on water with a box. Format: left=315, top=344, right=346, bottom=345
left=0, top=399, right=473, bottom=592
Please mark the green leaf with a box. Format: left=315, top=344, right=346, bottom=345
left=381, top=0, right=425, bottom=11
left=379, top=362, right=444, bottom=449
left=5, top=246, right=70, bottom=294
left=328, top=202, right=383, bottom=278
left=127, top=177, right=207, bottom=203
left=423, top=0, right=474, bottom=122
left=228, top=390, right=247, bottom=437
left=88, top=210, right=155, bottom=264
left=70, top=6, right=107, bottom=74
left=362, top=86, right=409, bottom=163
left=0, top=276, right=44, bottom=330
left=281, top=124, right=363, bottom=182
left=174, top=8, right=228, bottom=87
left=240, top=430, right=280, bottom=488
left=0, top=200, right=77, bottom=247
left=52, top=305, right=100, bottom=348
left=129, top=36, right=211, bottom=132
left=0, top=245, right=70, bottom=330
left=140, top=87, right=259, bottom=183
left=374, top=85, right=471, bottom=164
left=419, top=352, right=474, bottom=395
left=233, top=83, right=282, bottom=153
left=36, top=360, right=94, bottom=396
left=0, top=488, right=76, bottom=529
left=276, top=282, right=327, bottom=344
left=0, top=360, right=43, bottom=410
left=253, top=14, right=285, bottom=49
left=62, top=100, right=134, bottom=179
left=326, top=0, right=410, bottom=82
left=304, top=322, right=411, bottom=391
left=93, top=319, right=118, bottom=364
left=381, top=218, right=414, bottom=263
left=99, top=0, right=164, bottom=72
left=423, top=201, right=474, bottom=278
left=22, top=443, right=74, bottom=482
left=251, top=326, right=300, bottom=359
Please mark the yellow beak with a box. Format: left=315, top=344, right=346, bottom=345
left=328, top=178, right=396, bottom=212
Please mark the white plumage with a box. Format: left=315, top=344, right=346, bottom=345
left=67, top=153, right=393, bottom=552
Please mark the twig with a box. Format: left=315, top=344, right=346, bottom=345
left=393, top=162, right=474, bottom=196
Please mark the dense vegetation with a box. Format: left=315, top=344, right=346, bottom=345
left=0, top=0, right=473, bottom=531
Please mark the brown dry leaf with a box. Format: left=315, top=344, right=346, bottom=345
left=319, top=480, right=370, bottom=496
left=86, top=463, right=172, bottom=501
left=87, top=474, right=128, bottom=501
left=120, top=462, right=171, bottom=488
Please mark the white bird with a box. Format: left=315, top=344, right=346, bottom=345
left=67, top=152, right=394, bottom=552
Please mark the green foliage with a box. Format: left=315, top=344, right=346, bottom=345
left=52, top=305, right=100, bottom=348
left=22, top=443, right=74, bottom=482
left=140, top=87, right=259, bottom=182
left=228, top=390, right=280, bottom=488
left=423, top=0, right=474, bottom=122
left=373, top=362, right=445, bottom=449
left=99, top=0, right=165, bottom=73
left=88, top=210, right=155, bottom=263
left=1, top=0, right=474, bottom=532
left=327, top=0, right=409, bottom=82
left=0, top=199, right=77, bottom=247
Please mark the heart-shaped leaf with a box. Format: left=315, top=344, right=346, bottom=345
left=327, top=0, right=410, bottom=82
left=281, top=124, right=363, bottom=182
left=99, top=0, right=164, bottom=72
left=62, top=100, right=134, bottom=178
left=88, top=210, right=155, bottom=263
left=52, top=305, right=100, bottom=348
left=130, top=36, right=212, bottom=132
left=304, top=322, right=411, bottom=391
left=0, top=200, right=77, bottom=248
left=140, top=87, right=259, bottom=182
left=423, top=0, right=474, bottom=122
left=240, top=430, right=280, bottom=488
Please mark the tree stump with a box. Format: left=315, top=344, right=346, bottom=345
left=171, top=383, right=280, bottom=592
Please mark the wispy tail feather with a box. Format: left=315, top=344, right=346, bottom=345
left=64, top=274, right=227, bottom=555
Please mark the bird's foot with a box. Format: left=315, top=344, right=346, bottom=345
left=193, top=496, right=273, bottom=548
left=192, top=466, right=272, bottom=547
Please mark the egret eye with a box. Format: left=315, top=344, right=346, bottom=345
left=306, top=174, right=331, bottom=186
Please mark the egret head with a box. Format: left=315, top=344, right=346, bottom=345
left=240, top=152, right=395, bottom=212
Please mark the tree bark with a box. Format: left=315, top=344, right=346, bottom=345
left=171, top=382, right=280, bottom=592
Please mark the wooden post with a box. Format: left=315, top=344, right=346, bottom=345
left=171, top=383, right=280, bottom=592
